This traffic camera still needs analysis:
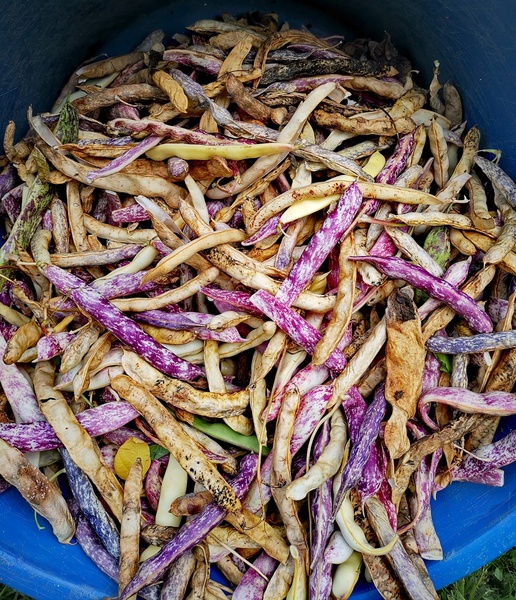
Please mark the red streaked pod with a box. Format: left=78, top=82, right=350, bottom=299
left=35, top=332, right=75, bottom=362
left=450, top=428, right=516, bottom=486
left=0, top=333, right=45, bottom=423
left=275, top=182, right=363, bottom=306
left=418, top=352, right=442, bottom=431
left=420, top=387, right=516, bottom=416
left=249, top=289, right=347, bottom=372
left=243, top=385, right=332, bottom=513
left=309, top=558, right=333, bottom=600
left=308, top=421, right=334, bottom=568
left=376, top=131, right=415, bottom=185
left=402, top=422, right=443, bottom=532
left=0, top=401, right=139, bottom=452
left=86, top=135, right=164, bottom=182
left=201, top=286, right=264, bottom=318
left=144, top=459, right=162, bottom=513
left=241, top=213, right=283, bottom=247
left=267, top=363, right=329, bottom=423
left=348, top=255, right=493, bottom=333
left=333, top=384, right=387, bottom=515
left=118, top=454, right=258, bottom=600
left=42, top=264, right=204, bottom=381
left=232, top=551, right=278, bottom=600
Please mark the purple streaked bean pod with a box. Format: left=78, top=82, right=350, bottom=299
left=341, top=386, right=389, bottom=508
left=109, top=118, right=256, bottom=146
left=103, top=426, right=151, bottom=446
left=420, top=387, right=516, bottom=416
left=364, top=131, right=416, bottom=216
left=102, top=190, right=122, bottom=226
left=110, top=203, right=150, bottom=224
left=348, top=255, right=493, bottom=333
left=275, top=182, right=363, bottom=306
left=418, top=352, right=442, bottom=431
left=377, top=131, right=415, bottom=185
left=61, top=448, right=120, bottom=559
left=369, top=229, right=397, bottom=258
left=77, top=136, right=134, bottom=147
left=86, top=135, right=163, bottom=182
left=333, top=384, right=387, bottom=513
left=250, top=290, right=347, bottom=371
left=0, top=333, right=44, bottom=423
left=92, top=191, right=108, bottom=223
left=105, top=102, right=140, bottom=121
left=0, top=164, right=16, bottom=198
left=159, top=551, right=196, bottom=600
left=144, top=459, right=162, bottom=513
left=118, top=453, right=258, bottom=600
left=310, top=421, right=334, bottom=569
left=241, top=213, right=282, bottom=247
left=232, top=551, right=278, bottom=600
left=43, top=265, right=204, bottom=381
left=275, top=219, right=304, bottom=271
left=426, top=330, right=516, bottom=354
left=201, top=286, right=264, bottom=318
left=418, top=258, right=472, bottom=320
left=486, top=297, right=516, bottom=326
left=1, top=184, right=23, bottom=223
left=474, top=156, right=516, bottom=209
left=73, top=508, right=119, bottom=581
left=267, top=362, right=330, bottom=422
left=404, top=421, right=443, bottom=528
left=451, top=349, right=469, bottom=388
left=341, top=386, right=368, bottom=441
left=0, top=178, right=53, bottom=257
left=327, top=246, right=340, bottom=291
left=0, top=401, right=139, bottom=451
left=309, top=558, right=333, bottom=600
left=451, top=428, right=516, bottom=487
left=91, top=271, right=163, bottom=299
left=100, top=444, right=117, bottom=469
left=421, top=352, right=442, bottom=395
left=357, top=440, right=388, bottom=505
left=244, top=385, right=332, bottom=512
left=451, top=461, right=504, bottom=487
left=41, top=209, right=53, bottom=230
left=411, top=502, right=443, bottom=561
left=132, top=310, right=246, bottom=343
left=258, top=74, right=355, bottom=94
left=0, top=318, right=16, bottom=342
left=35, top=332, right=75, bottom=361
left=163, top=50, right=222, bottom=75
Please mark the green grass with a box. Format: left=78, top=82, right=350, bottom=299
left=1, top=547, right=516, bottom=599
left=439, top=547, right=516, bottom=600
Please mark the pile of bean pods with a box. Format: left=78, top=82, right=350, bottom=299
left=1, top=11, right=516, bottom=600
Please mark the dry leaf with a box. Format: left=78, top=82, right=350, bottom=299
left=152, top=70, right=189, bottom=113
left=384, top=288, right=425, bottom=460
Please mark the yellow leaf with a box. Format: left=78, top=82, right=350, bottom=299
left=114, top=436, right=151, bottom=480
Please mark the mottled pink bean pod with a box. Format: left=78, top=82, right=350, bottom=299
left=275, top=182, right=363, bottom=306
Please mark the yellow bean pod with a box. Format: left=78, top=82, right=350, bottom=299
left=146, top=142, right=293, bottom=161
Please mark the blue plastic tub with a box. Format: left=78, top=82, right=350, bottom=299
left=0, top=0, right=515, bottom=598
